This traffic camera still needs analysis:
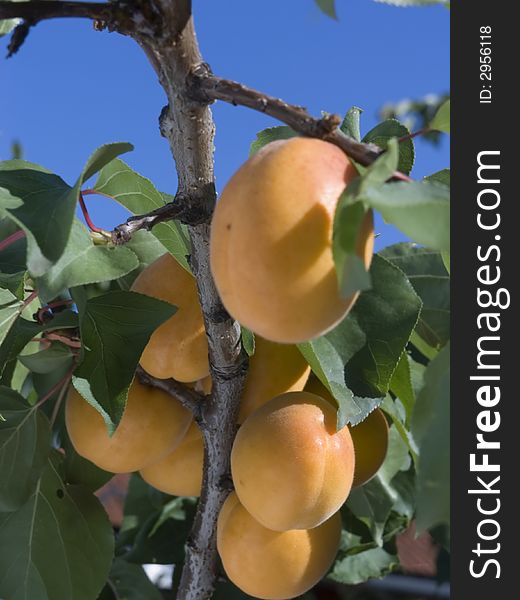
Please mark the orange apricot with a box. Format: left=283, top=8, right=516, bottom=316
left=217, top=492, right=341, bottom=600
left=210, top=137, right=374, bottom=343
left=65, top=379, right=192, bottom=473
left=305, top=376, right=389, bottom=487
left=131, top=253, right=209, bottom=382
left=140, top=421, right=204, bottom=497
left=231, top=391, right=355, bottom=531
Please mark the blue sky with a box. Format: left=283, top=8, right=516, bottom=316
left=0, top=0, right=449, bottom=249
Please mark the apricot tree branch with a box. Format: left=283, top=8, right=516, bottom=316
left=187, top=68, right=412, bottom=180
left=136, top=366, right=204, bottom=418
left=129, top=3, right=248, bottom=599
left=0, top=1, right=113, bottom=22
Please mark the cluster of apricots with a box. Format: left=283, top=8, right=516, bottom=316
left=65, top=138, right=388, bottom=600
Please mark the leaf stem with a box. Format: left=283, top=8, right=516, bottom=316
left=34, top=366, right=75, bottom=409
left=78, top=192, right=109, bottom=235
left=0, top=229, right=26, bottom=253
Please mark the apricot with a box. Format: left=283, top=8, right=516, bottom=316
left=238, top=337, right=310, bottom=422
left=130, top=253, right=209, bottom=382
left=349, top=409, right=389, bottom=487
left=140, top=421, right=204, bottom=497
left=217, top=492, right=341, bottom=600
left=210, top=137, right=375, bottom=343
left=231, top=391, right=355, bottom=531
left=65, top=379, right=192, bottom=473
left=305, top=376, right=389, bottom=487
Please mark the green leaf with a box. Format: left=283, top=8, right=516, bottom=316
left=62, top=438, right=113, bottom=493
left=344, top=255, right=421, bottom=398
left=0, top=387, right=51, bottom=511
left=0, top=287, right=22, bottom=346
left=430, top=99, right=450, bottom=133
left=0, top=10, right=20, bottom=38
left=412, top=343, right=450, bottom=532
left=93, top=159, right=191, bottom=272
left=0, top=453, right=114, bottom=600
left=103, top=558, right=163, bottom=600
left=389, top=351, right=415, bottom=423
left=346, top=426, right=412, bottom=544
left=0, top=318, right=41, bottom=386
left=330, top=547, right=399, bottom=585
left=73, top=290, right=178, bottom=430
left=19, top=343, right=74, bottom=374
left=0, top=143, right=132, bottom=277
left=36, top=220, right=139, bottom=302
left=0, top=271, right=25, bottom=299
left=249, top=126, right=298, bottom=156
left=362, top=180, right=450, bottom=251
left=363, top=119, right=415, bottom=175
left=381, top=242, right=450, bottom=350
left=119, top=476, right=196, bottom=565
left=315, top=0, right=337, bottom=18
left=299, top=254, right=421, bottom=427
left=341, top=107, right=363, bottom=141
left=240, top=325, right=255, bottom=357
left=332, top=201, right=371, bottom=298
left=425, top=168, right=450, bottom=186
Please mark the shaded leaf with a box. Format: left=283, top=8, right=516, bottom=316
left=315, top=0, right=337, bottom=18
left=73, top=290, right=177, bottom=430
left=240, top=326, right=255, bottom=357
left=363, top=119, right=415, bottom=175
left=249, top=126, right=298, bottom=156
left=0, top=453, right=114, bottom=600
left=381, top=242, right=450, bottom=349
left=93, top=159, right=191, bottom=272
left=430, top=99, right=450, bottom=133
left=19, top=343, right=73, bottom=374
left=346, top=426, right=412, bottom=544
left=0, top=143, right=132, bottom=277
left=0, top=318, right=41, bottom=386
left=0, top=387, right=51, bottom=511
left=425, top=168, right=450, bottom=186
left=332, top=201, right=371, bottom=298
left=344, top=255, right=421, bottom=398
left=103, top=558, right=162, bottom=600
left=0, top=287, right=21, bottom=346
left=389, top=351, right=415, bottom=423
left=362, top=180, right=450, bottom=251
left=36, top=220, right=139, bottom=303
left=330, top=547, right=399, bottom=585
left=340, top=107, right=363, bottom=142
left=300, top=254, right=420, bottom=427
left=0, top=270, right=25, bottom=298
left=412, top=343, right=450, bottom=532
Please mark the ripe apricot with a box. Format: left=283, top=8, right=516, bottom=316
left=65, top=380, right=192, bottom=473
left=217, top=492, right=341, bottom=600
left=140, top=421, right=204, bottom=497
left=349, top=409, right=389, bottom=487
left=231, top=391, right=355, bottom=531
left=305, top=376, right=389, bottom=487
left=131, top=253, right=209, bottom=382
left=238, top=337, right=310, bottom=422
left=210, top=137, right=375, bottom=343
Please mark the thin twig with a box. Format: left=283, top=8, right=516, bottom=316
left=136, top=366, right=204, bottom=419
left=187, top=68, right=413, bottom=181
